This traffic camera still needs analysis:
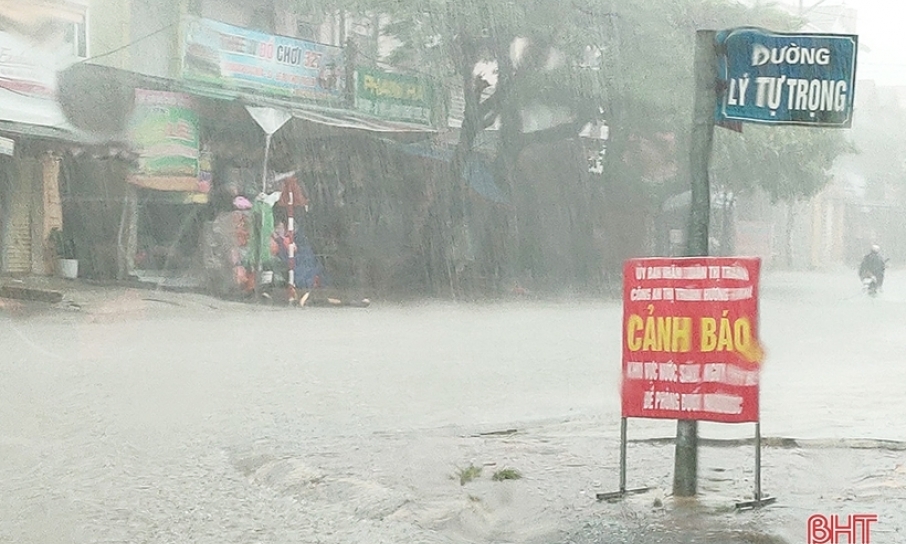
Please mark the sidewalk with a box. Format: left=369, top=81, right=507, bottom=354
left=217, top=414, right=905, bottom=544
left=0, top=275, right=240, bottom=318
left=0, top=274, right=372, bottom=319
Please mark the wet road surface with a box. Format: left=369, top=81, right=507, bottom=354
left=1, top=269, right=904, bottom=543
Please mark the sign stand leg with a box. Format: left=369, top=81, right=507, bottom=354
left=596, top=418, right=650, bottom=502
left=755, top=420, right=762, bottom=501
left=619, top=416, right=627, bottom=494
left=735, top=421, right=776, bottom=510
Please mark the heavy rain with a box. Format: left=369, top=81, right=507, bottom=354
left=1, top=1, right=905, bottom=543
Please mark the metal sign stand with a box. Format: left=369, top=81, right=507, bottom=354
left=596, top=418, right=651, bottom=501
left=735, top=421, right=776, bottom=510
left=596, top=418, right=777, bottom=509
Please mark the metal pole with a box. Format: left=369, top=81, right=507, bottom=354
left=287, top=187, right=296, bottom=297
left=755, top=421, right=762, bottom=501
left=674, top=421, right=698, bottom=497
left=254, top=132, right=273, bottom=300
left=674, top=29, right=717, bottom=498
left=620, top=417, right=628, bottom=494
left=262, top=133, right=272, bottom=194
left=687, top=30, right=716, bottom=258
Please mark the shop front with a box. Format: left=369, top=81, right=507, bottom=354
left=57, top=15, right=439, bottom=296
left=0, top=28, right=95, bottom=278
left=170, top=17, right=438, bottom=300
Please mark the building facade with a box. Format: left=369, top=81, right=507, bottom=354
left=0, top=0, right=92, bottom=276
left=2, top=0, right=440, bottom=292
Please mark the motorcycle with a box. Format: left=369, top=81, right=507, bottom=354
left=859, top=257, right=888, bottom=297
left=862, top=275, right=879, bottom=296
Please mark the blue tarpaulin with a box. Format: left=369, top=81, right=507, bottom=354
left=394, top=141, right=508, bottom=204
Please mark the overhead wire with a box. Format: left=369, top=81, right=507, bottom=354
left=75, top=22, right=177, bottom=65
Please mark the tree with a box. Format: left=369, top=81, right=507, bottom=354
left=578, top=0, right=852, bottom=268
left=368, top=0, right=610, bottom=293
left=320, top=0, right=854, bottom=289
left=712, top=125, right=855, bottom=265
left=713, top=125, right=855, bottom=204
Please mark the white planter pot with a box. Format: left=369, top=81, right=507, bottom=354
left=56, top=258, right=78, bottom=279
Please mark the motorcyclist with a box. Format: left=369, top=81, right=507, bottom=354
left=859, top=244, right=886, bottom=290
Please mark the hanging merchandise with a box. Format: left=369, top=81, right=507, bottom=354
left=249, top=196, right=275, bottom=286
left=277, top=174, right=308, bottom=209
left=201, top=209, right=254, bottom=296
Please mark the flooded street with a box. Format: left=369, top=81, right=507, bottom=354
left=1, top=269, right=905, bottom=543
left=1, top=0, right=901, bottom=542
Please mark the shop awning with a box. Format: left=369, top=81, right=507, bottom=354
left=179, top=80, right=436, bottom=140
left=0, top=120, right=114, bottom=146
left=9, top=65, right=436, bottom=148
left=0, top=88, right=121, bottom=146
left=0, top=83, right=83, bottom=141
left=289, top=107, right=437, bottom=137
left=0, top=119, right=75, bottom=142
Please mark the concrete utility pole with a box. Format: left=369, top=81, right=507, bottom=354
left=674, top=29, right=717, bottom=498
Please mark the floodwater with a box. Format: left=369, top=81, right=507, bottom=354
left=1, top=269, right=904, bottom=543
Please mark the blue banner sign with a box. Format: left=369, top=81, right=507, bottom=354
left=180, top=16, right=345, bottom=104
left=716, top=28, right=857, bottom=128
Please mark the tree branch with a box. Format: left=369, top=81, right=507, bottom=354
left=482, top=112, right=499, bottom=129
left=518, top=116, right=596, bottom=148
left=478, top=85, right=504, bottom=118
left=570, top=1, right=617, bottom=20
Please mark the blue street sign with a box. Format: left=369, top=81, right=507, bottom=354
left=716, top=28, right=858, bottom=128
